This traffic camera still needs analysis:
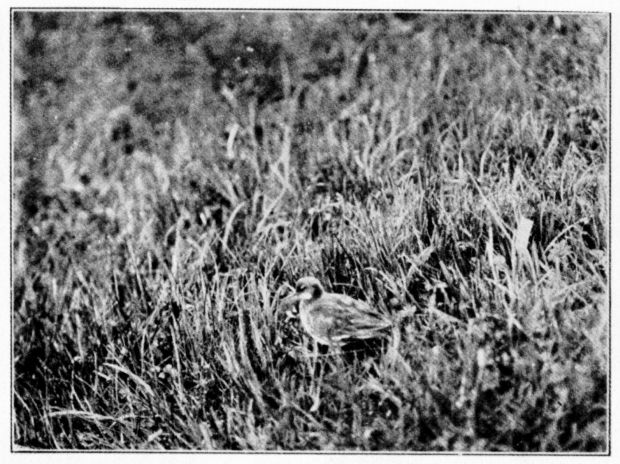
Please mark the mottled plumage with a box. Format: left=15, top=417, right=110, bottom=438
left=282, top=276, right=393, bottom=347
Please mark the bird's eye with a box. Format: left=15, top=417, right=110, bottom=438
left=296, top=284, right=305, bottom=292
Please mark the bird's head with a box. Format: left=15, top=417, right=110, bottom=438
left=282, top=276, right=324, bottom=308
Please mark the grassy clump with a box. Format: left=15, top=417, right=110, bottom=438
left=13, top=12, right=607, bottom=451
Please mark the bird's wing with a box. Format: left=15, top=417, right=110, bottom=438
left=315, top=294, right=392, bottom=342
left=333, top=294, right=392, bottom=323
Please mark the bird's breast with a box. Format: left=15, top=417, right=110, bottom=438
left=298, top=303, right=315, bottom=333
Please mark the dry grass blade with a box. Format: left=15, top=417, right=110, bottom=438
left=514, top=216, right=533, bottom=255
left=103, top=363, right=155, bottom=398
left=46, top=410, right=136, bottom=423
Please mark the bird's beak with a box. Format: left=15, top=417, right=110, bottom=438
left=281, top=293, right=302, bottom=307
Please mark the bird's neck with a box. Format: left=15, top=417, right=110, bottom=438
left=298, top=298, right=316, bottom=312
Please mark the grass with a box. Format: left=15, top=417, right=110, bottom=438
left=12, top=12, right=608, bottom=451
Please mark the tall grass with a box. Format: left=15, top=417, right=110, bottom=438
left=13, top=12, right=608, bottom=450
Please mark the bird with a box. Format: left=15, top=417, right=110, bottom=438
left=281, top=276, right=411, bottom=348
left=281, top=276, right=416, bottom=412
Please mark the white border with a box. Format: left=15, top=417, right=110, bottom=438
left=2, top=2, right=616, bottom=463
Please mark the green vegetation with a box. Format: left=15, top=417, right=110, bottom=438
left=13, top=12, right=608, bottom=451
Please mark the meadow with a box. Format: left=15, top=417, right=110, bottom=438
left=12, top=12, right=608, bottom=451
